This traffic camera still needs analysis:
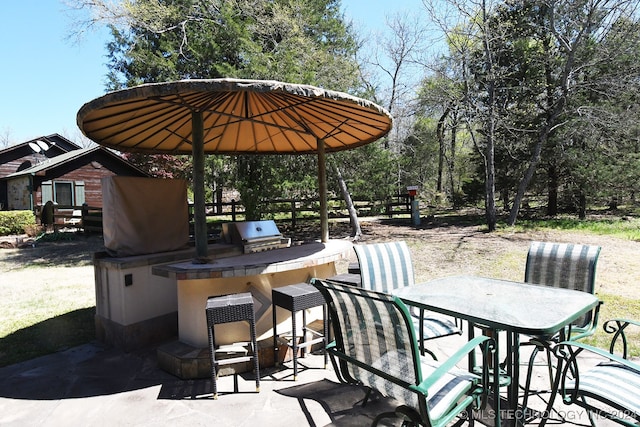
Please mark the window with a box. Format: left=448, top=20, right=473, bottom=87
left=41, top=180, right=85, bottom=207
left=54, top=182, right=73, bottom=206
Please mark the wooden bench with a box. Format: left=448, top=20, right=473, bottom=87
left=311, top=278, right=497, bottom=427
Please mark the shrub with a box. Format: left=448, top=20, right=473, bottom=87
left=0, top=210, right=36, bottom=236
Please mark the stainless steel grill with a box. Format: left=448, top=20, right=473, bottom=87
left=221, top=220, right=291, bottom=254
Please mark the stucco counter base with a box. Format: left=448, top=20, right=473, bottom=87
left=152, top=240, right=352, bottom=379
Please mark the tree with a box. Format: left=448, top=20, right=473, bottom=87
left=355, top=11, right=436, bottom=206
left=365, top=12, right=430, bottom=146
left=0, top=127, right=12, bottom=149
left=497, top=0, right=640, bottom=224
left=122, top=152, right=191, bottom=179
left=421, top=0, right=503, bottom=230
left=420, top=0, right=640, bottom=226
left=551, top=13, right=640, bottom=214
left=332, top=163, right=362, bottom=238
left=416, top=68, right=470, bottom=207
left=402, top=117, right=442, bottom=202
left=68, top=0, right=365, bottom=222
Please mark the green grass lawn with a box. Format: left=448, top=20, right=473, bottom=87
left=0, top=265, right=96, bottom=367
left=513, top=216, right=640, bottom=241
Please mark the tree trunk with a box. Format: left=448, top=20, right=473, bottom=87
left=501, top=188, right=510, bottom=211
left=215, top=185, right=223, bottom=214
left=481, top=0, right=497, bottom=232
left=578, top=191, right=586, bottom=219
left=465, top=116, right=496, bottom=231
left=485, top=131, right=497, bottom=231
left=547, top=162, right=558, bottom=216
left=333, top=164, right=361, bottom=240
left=436, top=107, right=450, bottom=197
left=448, top=113, right=458, bottom=207
left=509, top=31, right=569, bottom=226
left=508, top=132, right=544, bottom=225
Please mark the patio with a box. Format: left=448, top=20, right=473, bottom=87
left=0, top=330, right=621, bottom=426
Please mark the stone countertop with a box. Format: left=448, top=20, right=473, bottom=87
left=152, top=240, right=353, bottom=280
left=93, top=243, right=242, bottom=269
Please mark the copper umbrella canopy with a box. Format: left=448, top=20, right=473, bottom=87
left=77, top=78, right=392, bottom=261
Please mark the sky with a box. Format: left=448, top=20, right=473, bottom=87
left=1, top=0, right=423, bottom=145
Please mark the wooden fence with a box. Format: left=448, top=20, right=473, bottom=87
left=34, top=203, right=103, bottom=233
left=35, top=194, right=413, bottom=235
left=199, top=194, right=412, bottom=225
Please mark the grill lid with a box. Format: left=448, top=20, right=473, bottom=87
left=221, top=220, right=291, bottom=253
left=221, top=220, right=285, bottom=243
left=235, top=220, right=281, bottom=242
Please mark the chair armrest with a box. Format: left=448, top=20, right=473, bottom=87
left=603, top=318, right=640, bottom=359
left=414, top=335, right=495, bottom=393
left=567, top=300, right=603, bottom=341
left=554, top=340, right=640, bottom=372
left=605, top=318, right=640, bottom=328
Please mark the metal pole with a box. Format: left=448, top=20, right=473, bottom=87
left=192, top=111, right=209, bottom=262
left=317, top=139, right=329, bottom=242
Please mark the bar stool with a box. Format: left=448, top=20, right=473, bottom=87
left=348, top=262, right=361, bottom=274
left=326, top=261, right=362, bottom=286
left=272, top=283, right=327, bottom=380
left=205, top=293, right=260, bottom=399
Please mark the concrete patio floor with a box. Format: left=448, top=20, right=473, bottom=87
left=0, top=332, right=621, bottom=427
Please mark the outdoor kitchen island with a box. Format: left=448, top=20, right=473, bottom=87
left=151, top=239, right=352, bottom=379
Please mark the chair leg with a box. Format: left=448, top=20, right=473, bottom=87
left=292, top=309, right=298, bottom=380
left=581, top=396, right=598, bottom=427
left=302, top=308, right=308, bottom=359
left=522, top=341, right=554, bottom=412
left=208, top=324, right=219, bottom=399
left=418, top=308, right=438, bottom=360
left=362, top=387, right=373, bottom=406
left=322, top=303, right=328, bottom=368
left=545, top=346, right=554, bottom=389
left=249, top=313, right=260, bottom=392
left=273, top=302, right=278, bottom=366
left=421, top=345, right=438, bottom=361
left=521, top=344, right=540, bottom=410
left=329, top=353, right=347, bottom=383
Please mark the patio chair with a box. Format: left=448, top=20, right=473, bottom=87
left=353, top=241, right=462, bottom=359
left=546, top=319, right=640, bottom=427
left=520, top=241, right=602, bottom=409
left=311, top=278, right=498, bottom=427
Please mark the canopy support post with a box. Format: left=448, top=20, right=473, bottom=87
left=192, top=111, right=209, bottom=262
left=318, top=139, right=329, bottom=243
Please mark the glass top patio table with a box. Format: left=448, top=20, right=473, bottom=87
left=393, top=274, right=599, bottom=336
left=393, top=275, right=600, bottom=426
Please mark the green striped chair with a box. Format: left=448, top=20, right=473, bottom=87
left=525, top=241, right=602, bottom=339
left=311, top=278, right=497, bottom=427
left=521, top=241, right=602, bottom=410
left=550, top=324, right=640, bottom=427
left=353, top=241, right=462, bottom=359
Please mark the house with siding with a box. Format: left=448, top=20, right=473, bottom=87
left=0, top=134, right=148, bottom=211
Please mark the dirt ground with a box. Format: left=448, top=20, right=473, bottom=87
left=1, top=217, right=639, bottom=300
left=354, top=219, right=640, bottom=300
